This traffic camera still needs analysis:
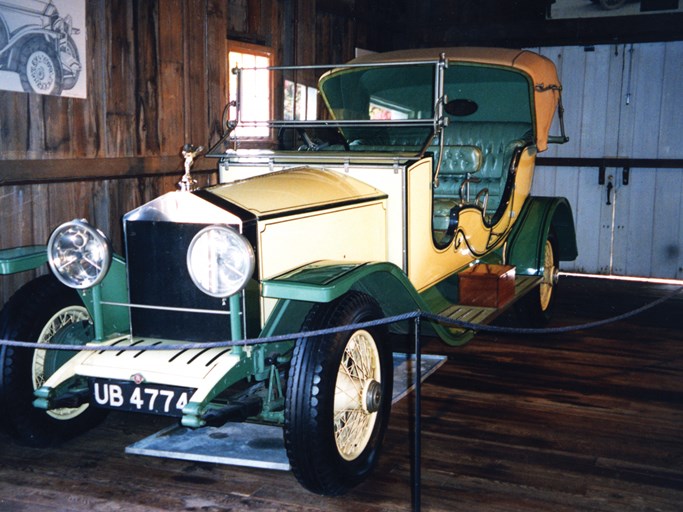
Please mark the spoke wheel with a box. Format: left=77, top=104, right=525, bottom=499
left=284, top=292, right=392, bottom=495
left=538, top=238, right=558, bottom=313
left=0, top=275, right=106, bottom=446
left=33, top=305, right=90, bottom=420
left=334, top=329, right=382, bottom=461
left=515, top=232, right=559, bottom=327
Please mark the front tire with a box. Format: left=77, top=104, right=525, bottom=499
left=284, top=292, right=393, bottom=495
left=0, top=275, right=106, bottom=446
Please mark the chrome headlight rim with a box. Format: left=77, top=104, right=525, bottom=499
left=47, top=219, right=112, bottom=289
left=186, top=224, right=255, bottom=298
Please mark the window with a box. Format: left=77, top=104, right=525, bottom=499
left=228, top=42, right=272, bottom=139
left=369, top=98, right=410, bottom=120
left=284, top=80, right=318, bottom=120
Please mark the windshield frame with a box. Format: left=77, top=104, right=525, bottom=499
left=207, top=55, right=449, bottom=158
left=206, top=49, right=569, bottom=159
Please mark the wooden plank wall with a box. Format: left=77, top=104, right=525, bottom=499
left=531, top=42, right=683, bottom=279
left=0, top=0, right=373, bottom=305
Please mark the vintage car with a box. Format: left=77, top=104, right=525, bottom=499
left=0, top=0, right=81, bottom=94
left=0, top=48, right=577, bottom=495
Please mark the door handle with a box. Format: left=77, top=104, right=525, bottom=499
left=606, top=177, right=613, bottom=205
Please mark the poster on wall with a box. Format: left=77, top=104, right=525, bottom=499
left=548, top=0, right=682, bottom=19
left=0, top=0, right=86, bottom=98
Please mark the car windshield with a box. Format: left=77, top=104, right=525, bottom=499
left=207, top=59, right=535, bottom=156
left=319, top=62, right=534, bottom=151
left=319, top=63, right=437, bottom=148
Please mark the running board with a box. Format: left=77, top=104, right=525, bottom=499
left=125, top=353, right=446, bottom=471
left=431, top=275, right=541, bottom=346
left=439, top=275, right=541, bottom=325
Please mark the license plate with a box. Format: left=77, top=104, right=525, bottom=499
left=89, top=379, right=195, bottom=417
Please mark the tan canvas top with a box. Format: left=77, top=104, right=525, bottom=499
left=345, top=48, right=562, bottom=151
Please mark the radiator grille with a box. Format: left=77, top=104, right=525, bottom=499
left=124, top=220, right=238, bottom=342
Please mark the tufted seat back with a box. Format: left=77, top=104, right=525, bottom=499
left=433, top=121, right=532, bottom=199
left=431, top=121, right=533, bottom=232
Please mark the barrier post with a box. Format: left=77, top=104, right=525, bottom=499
left=412, top=315, right=422, bottom=511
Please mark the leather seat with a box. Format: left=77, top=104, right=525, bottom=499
left=432, top=121, right=533, bottom=231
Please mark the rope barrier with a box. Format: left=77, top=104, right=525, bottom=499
left=424, top=284, right=683, bottom=335
left=0, top=286, right=680, bottom=351
left=0, top=284, right=680, bottom=512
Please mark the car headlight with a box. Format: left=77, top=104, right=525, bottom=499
left=47, top=219, right=112, bottom=289
left=187, top=225, right=255, bottom=298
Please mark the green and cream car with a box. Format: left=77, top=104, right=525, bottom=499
left=0, top=48, right=577, bottom=495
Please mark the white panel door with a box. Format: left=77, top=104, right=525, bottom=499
left=530, top=42, right=683, bottom=280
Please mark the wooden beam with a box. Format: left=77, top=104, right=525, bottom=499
left=0, top=157, right=217, bottom=186
left=536, top=157, right=683, bottom=169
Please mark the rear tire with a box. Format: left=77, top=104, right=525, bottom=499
left=515, top=233, right=559, bottom=327
left=0, top=275, right=106, bottom=446
left=284, top=292, right=392, bottom=495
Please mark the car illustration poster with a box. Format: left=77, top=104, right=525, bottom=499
left=548, top=0, right=683, bottom=19
left=0, top=0, right=86, bottom=98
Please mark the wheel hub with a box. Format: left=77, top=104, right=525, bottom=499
left=364, top=379, right=382, bottom=413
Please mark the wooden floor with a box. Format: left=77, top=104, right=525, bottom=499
left=1, top=276, right=682, bottom=511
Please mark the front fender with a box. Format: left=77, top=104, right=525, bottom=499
left=0, top=245, right=130, bottom=337
left=261, top=261, right=473, bottom=346
left=0, top=245, right=47, bottom=275
left=3, top=31, right=59, bottom=68
left=262, top=261, right=418, bottom=306
left=506, top=196, right=578, bottom=275
left=261, top=261, right=424, bottom=337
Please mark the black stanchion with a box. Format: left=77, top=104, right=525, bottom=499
left=412, top=315, right=422, bottom=512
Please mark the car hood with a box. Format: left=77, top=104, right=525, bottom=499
left=204, top=166, right=386, bottom=218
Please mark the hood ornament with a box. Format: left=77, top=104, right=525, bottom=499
left=179, top=144, right=204, bottom=192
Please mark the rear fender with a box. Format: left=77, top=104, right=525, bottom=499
left=506, top=196, right=578, bottom=275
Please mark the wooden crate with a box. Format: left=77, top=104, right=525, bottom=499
left=459, top=264, right=516, bottom=308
